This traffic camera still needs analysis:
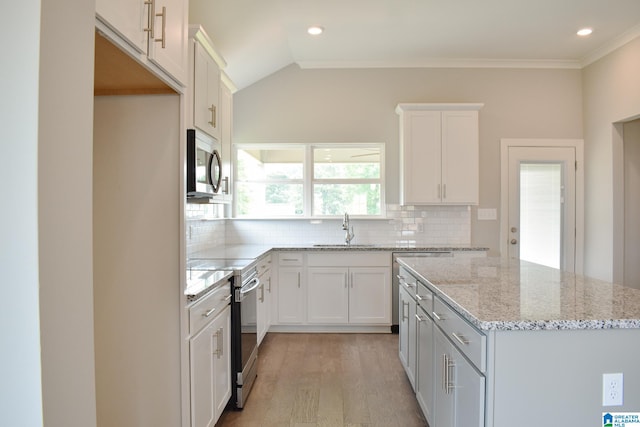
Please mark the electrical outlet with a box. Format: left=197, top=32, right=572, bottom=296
left=603, top=373, right=623, bottom=406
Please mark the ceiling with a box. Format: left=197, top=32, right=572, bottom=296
left=189, top=0, right=640, bottom=90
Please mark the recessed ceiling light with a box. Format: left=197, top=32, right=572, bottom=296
left=307, top=26, right=324, bottom=36
left=577, top=28, right=593, bottom=37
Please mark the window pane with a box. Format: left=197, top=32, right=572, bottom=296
left=313, top=184, right=381, bottom=216
left=236, top=182, right=303, bottom=217
left=237, top=148, right=304, bottom=181
left=314, top=147, right=380, bottom=179
left=520, top=163, right=562, bottom=269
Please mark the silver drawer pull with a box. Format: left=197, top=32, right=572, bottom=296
left=202, top=308, right=216, bottom=318
left=451, top=332, right=469, bottom=346
left=416, top=294, right=423, bottom=301
left=223, top=294, right=232, bottom=301
left=415, top=314, right=425, bottom=322
left=432, top=312, right=444, bottom=321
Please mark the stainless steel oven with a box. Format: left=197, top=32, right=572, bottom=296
left=231, top=263, right=260, bottom=409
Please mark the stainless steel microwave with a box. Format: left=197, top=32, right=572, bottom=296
left=186, top=129, right=221, bottom=199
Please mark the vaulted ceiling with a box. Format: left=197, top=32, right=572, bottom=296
left=189, top=0, right=640, bottom=90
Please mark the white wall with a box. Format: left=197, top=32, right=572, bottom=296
left=38, top=0, right=98, bottom=425
left=233, top=65, right=583, bottom=255
left=0, top=1, right=44, bottom=425
left=583, top=36, right=640, bottom=281
left=624, top=119, right=640, bottom=288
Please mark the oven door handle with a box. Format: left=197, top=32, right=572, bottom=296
left=240, top=277, right=261, bottom=295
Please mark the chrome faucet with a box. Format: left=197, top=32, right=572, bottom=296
left=342, top=212, right=355, bottom=245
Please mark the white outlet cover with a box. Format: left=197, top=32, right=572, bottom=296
left=603, top=373, right=624, bottom=406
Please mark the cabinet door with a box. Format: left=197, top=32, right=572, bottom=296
left=96, top=0, right=148, bottom=54
left=147, top=0, right=188, bottom=84
left=401, top=110, right=442, bottom=204
left=416, top=306, right=434, bottom=425
left=277, top=268, right=305, bottom=324
left=452, top=341, right=485, bottom=427
left=190, top=320, right=216, bottom=427
left=434, top=327, right=455, bottom=427
left=219, top=82, right=233, bottom=195
left=349, top=267, right=391, bottom=324
left=434, top=325, right=485, bottom=427
left=307, top=268, right=349, bottom=324
left=399, top=286, right=417, bottom=389
left=212, top=306, right=231, bottom=421
left=441, top=110, right=479, bottom=204
left=257, top=269, right=271, bottom=345
left=193, top=42, right=221, bottom=140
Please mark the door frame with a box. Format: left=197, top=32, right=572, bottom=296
left=500, top=139, right=585, bottom=274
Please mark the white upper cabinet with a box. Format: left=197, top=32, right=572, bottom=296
left=396, top=103, right=483, bottom=205
left=193, top=40, right=221, bottom=140
left=147, top=0, right=188, bottom=84
left=96, top=0, right=188, bottom=85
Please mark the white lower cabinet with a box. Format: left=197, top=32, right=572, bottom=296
left=307, top=266, right=390, bottom=324
left=433, top=324, right=485, bottom=427
left=401, top=265, right=485, bottom=427
left=415, top=304, right=434, bottom=424
left=277, top=267, right=305, bottom=324
left=398, top=283, right=417, bottom=389
left=189, top=304, right=231, bottom=427
left=256, top=254, right=272, bottom=345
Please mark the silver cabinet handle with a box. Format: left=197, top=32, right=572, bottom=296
left=208, top=104, right=217, bottom=128
left=213, top=327, right=223, bottom=358
left=297, top=272, right=301, bottom=288
left=415, top=314, right=425, bottom=322
left=402, top=301, right=409, bottom=321
left=202, top=307, right=216, bottom=318
left=143, top=0, right=155, bottom=38
left=451, top=332, right=469, bottom=346
left=259, top=283, right=264, bottom=303
left=443, top=183, right=447, bottom=199
left=154, top=6, right=166, bottom=48
left=432, top=312, right=444, bottom=321
left=223, top=294, right=232, bottom=302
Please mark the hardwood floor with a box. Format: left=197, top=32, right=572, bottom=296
left=216, top=333, right=428, bottom=427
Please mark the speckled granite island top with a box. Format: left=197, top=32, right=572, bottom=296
left=397, top=256, right=640, bottom=331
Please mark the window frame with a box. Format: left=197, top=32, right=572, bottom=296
left=233, top=142, right=386, bottom=219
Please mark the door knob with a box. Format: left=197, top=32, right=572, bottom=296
left=511, top=227, right=518, bottom=233
left=510, top=239, right=518, bottom=245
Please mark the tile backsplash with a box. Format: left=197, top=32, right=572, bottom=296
left=187, top=204, right=470, bottom=255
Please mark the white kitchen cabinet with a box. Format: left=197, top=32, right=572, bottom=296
left=399, top=280, right=417, bottom=389
left=307, top=267, right=391, bottom=324
left=193, top=39, right=221, bottom=140
left=256, top=254, right=272, bottom=345
left=190, top=304, right=231, bottom=427
left=349, top=268, right=391, bottom=324
left=415, top=300, right=435, bottom=425
left=306, top=253, right=391, bottom=326
left=433, top=323, right=485, bottom=427
left=396, top=103, right=483, bottom=205
left=96, top=0, right=188, bottom=85
left=276, top=253, right=307, bottom=326
left=307, top=268, right=349, bottom=324
left=219, top=80, right=233, bottom=198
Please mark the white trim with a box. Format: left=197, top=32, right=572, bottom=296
left=298, top=58, right=582, bottom=70
left=580, top=23, right=640, bottom=68
left=500, top=139, right=584, bottom=274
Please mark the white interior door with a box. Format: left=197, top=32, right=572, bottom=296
left=507, top=147, right=576, bottom=271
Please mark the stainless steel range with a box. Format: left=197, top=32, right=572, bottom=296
left=187, top=258, right=260, bottom=409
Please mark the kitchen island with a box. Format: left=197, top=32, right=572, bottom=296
left=397, top=256, right=640, bottom=427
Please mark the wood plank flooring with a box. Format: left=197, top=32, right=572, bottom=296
left=216, top=333, right=428, bottom=427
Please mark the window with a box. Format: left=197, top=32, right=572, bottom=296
left=234, top=143, right=384, bottom=218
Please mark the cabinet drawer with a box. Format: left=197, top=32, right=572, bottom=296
left=398, top=266, right=418, bottom=299
left=416, top=281, right=433, bottom=314
left=257, top=254, right=272, bottom=275
left=278, top=253, right=303, bottom=266
left=433, top=296, right=486, bottom=372
left=189, top=282, right=232, bottom=335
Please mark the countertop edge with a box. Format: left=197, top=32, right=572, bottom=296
left=396, top=257, right=640, bottom=332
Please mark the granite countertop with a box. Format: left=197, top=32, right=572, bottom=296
left=189, top=244, right=488, bottom=260
left=396, top=256, right=640, bottom=331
